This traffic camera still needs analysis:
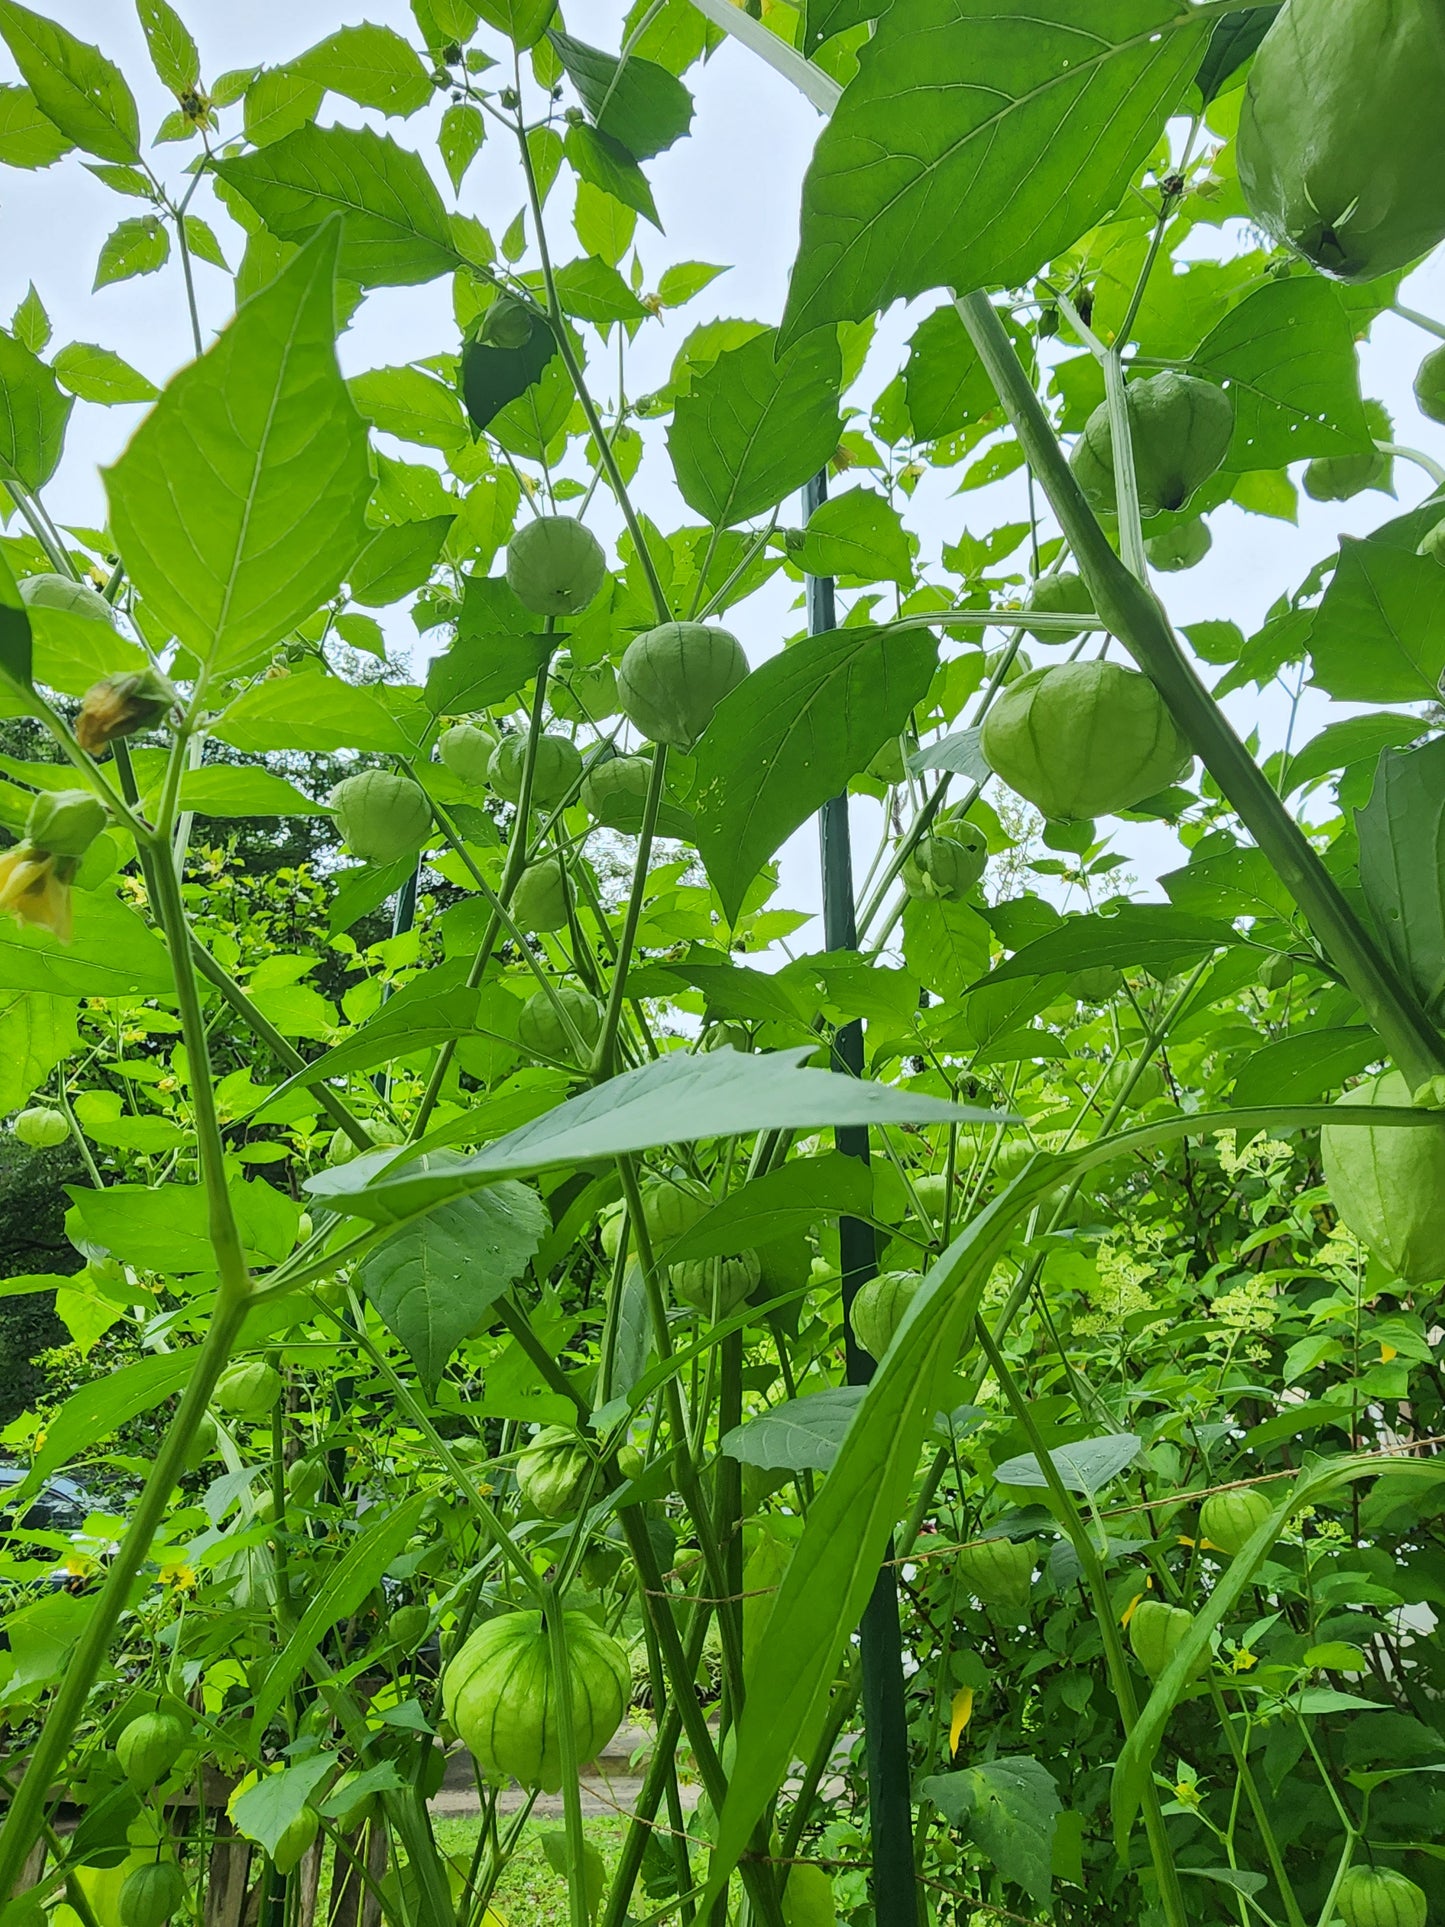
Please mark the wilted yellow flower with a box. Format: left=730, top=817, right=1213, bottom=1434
left=75, top=667, right=175, bottom=755
left=949, top=1686, right=974, bottom=1756
left=0, top=844, right=73, bottom=942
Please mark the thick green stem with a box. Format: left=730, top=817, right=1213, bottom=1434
left=954, top=290, right=1445, bottom=1088
left=593, top=746, right=668, bottom=1077
left=545, top=1589, right=592, bottom=1927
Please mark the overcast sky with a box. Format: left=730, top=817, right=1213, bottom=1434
left=3, top=0, right=1443, bottom=942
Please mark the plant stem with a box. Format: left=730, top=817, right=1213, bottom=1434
left=954, top=289, right=1445, bottom=1088
left=593, top=746, right=668, bottom=1077
left=545, top=1588, right=592, bottom=1927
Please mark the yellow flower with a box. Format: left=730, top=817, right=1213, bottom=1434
left=949, top=1686, right=974, bottom=1756
left=1231, top=1647, right=1258, bottom=1674
left=159, top=1562, right=197, bottom=1592
left=0, top=844, right=73, bottom=942
left=1173, top=1779, right=1201, bottom=1808
left=63, top=1551, right=96, bottom=1578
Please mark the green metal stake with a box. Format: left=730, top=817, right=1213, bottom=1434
left=805, top=469, right=919, bottom=1925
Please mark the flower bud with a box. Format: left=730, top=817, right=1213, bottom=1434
left=25, top=789, right=106, bottom=859
left=75, top=667, right=176, bottom=755
left=0, top=846, right=73, bottom=942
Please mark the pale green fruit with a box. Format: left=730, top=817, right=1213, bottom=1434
left=1336, top=1866, right=1429, bottom=1927
left=672, top=1249, right=761, bottom=1315
left=1416, top=344, right=1445, bottom=426
left=901, top=827, right=987, bottom=900
left=1199, top=1487, right=1275, bottom=1558
left=438, top=721, right=499, bottom=785
left=488, top=732, right=582, bottom=807
left=1321, top=1071, right=1445, bottom=1284
left=20, top=572, right=114, bottom=623
left=272, top=1807, right=319, bottom=1874
left=26, top=788, right=107, bottom=857
left=12, top=1106, right=68, bottom=1148
left=1128, top=1600, right=1198, bottom=1679
left=119, top=1862, right=186, bottom=1927
left=640, top=1174, right=711, bottom=1249
left=116, top=1711, right=189, bottom=1789
left=1100, top=1059, right=1165, bottom=1108
left=1145, top=518, right=1212, bottom=572
left=517, top=985, right=603, bottom=1064
left=1024, top=570, right=1093, bottom=641
left=1070, top=372, right=1233, bottom=516
left=849, top=1270, right=922, bottom=1359
left=982, top=661, right=1191, bottom=821
left=328, top=1120, right=405, bottom=1164
left=617, top=621, right=749, bottom=749
left=443, top=1610, right=630, bottom=1792
left=512, top=858, right=571, bottom=932
left=550, top=656, right=618, bottom=722
left=1304, top=448, right=1388, bottom=502
left=781, top=1863, right=836, bottom=1927
left=1237, top=0, right=1445, bottom=282
left=957, top=1536, right=1037, bottom=1617
left=505, top=516, right=606, bottom=616
left=515, top=1425, right=593, bottom=1518
left=329, top=771, right=432, bottom=866
left=214, top=1360, right=281, bottom=1417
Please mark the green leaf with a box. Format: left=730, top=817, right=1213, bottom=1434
left=553, top=256, right=648, bottom=324
left=0, top=886, right=171, bottom=997
left=984, top=906, right=1233, bottom=986
left=655, top=260, right=728, bottom=307
left=548, top=28, right=693, bottom=159
left=1192, top=4, right=1277, bottom=106
left=691, top=622, right=938, bottom=922
left=780, top=0, right=1206, bottom=343
left=27, top=597, right=147, bottom=696
left=0, top=326, right=71, bottom=488
left=135, top=0, right=200, bottom=96
left=1309, top=538, right=1445, bottom=703
left=1283, top=713, right=1425, bottom=795
left=216, top=123, right=459, bottom=287
left=791, top=484, right=913, bottom=584
left=182, top=213, right=228, bottom=271
left=230, top=1757, right=336, bottom=1856
left=0, top=81, right=73, bottom=166
left=307, top=1045, right=1002, bottom=1225
left=460, top=309, right=558, bottom=433
left=350, top=514, right=454, bottom=606
left=359, top=1183, right=548, bottom=1393
left=0, top=550, right=33, bottom=696
left=251, top=1496, right=429, bottom=1729
left=105, top=220, right=373, bottom=678
left=68, top=1177, right=298, bottom=1271
left=242, top=65, right=322, bottom=147
left=257, top=983, right=481, bottom=1101
left=1358, top=738, right=1445, bottom=1023
left=668, top=325, right=843, bottom=527
left=0, top=989, right=75, bottom=1109
left=93, top=214, right=169, bottom=291
left=328, top=856, right=417, bottom=935
left=921, top=1758, right=1061, bottom=1903
left=350, top=364, right=468, bottom=452
left=292, top=24, right=434, bottom=117
left=439, top=101, right=485, bottom=191
left=664, top=1151, right=873, bottom=1262
left=0, top=0, right=139, bottom=163
left=1231, top=1027, right=1379, bottom=1108
left=720, top=1386, right=865, bottom=1472
left=425, top=629, right=552, bottom=714
left=564, top=121, right=659, bottom=229
left=13, top=1351, right=191, bottom=1501
left=178, top=766, right=329, bottom=817
left=214, top=672, right=424, bottom=755
left=903, top=896, right=992, bottom=1005
left=1191, top=278, right=1372, bottom=470
left=10, top=282, right=47, bottom=353
left=574, top=178, right=635, bottom=266
left=994, top=1433, right=1141, bottom=1496
left=903, top=303, right=996, bottom=441
left=52, top=340, right=157, bottom=404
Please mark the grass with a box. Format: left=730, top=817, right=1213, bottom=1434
left=432, top=1815, right=631, bottom=1925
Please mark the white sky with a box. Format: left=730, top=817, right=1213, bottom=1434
left=3, top=0, right=1444, bottom=945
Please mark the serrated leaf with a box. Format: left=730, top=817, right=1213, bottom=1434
left=780, top=0, right=1206, bottom=343
left=359, top=1184, right=547, bottom=1393
left=216, top=122, right=459, bottom=287
left=93, top=214, right=169, bottom=291
left=0, top=0, right=139, bottom=163
left=0, top=327, right=71, bottom=489
left=1309, top=538, right=1445, bottom=703
left=564, top=120, right=659, bottom=228
left=921, top=1757, right=1061, bottom=1902
left=668, top=325, right=843, bottom=528
left=350, top=364, right=469, bottom=451
left=52, top=341, right=157, bottom=405
left=292, top=23, right=434, bottom=118
left=439, top=100, right=484, bottom=190
left=1358, top=737, right=1445, bottom=1024
left=792, top=484, right=912, bottom=584
left=0, top=81, right=72, bottom=166
left=692, top=622, right=937, bottom=922
left=995, top=1432, right=1141, bottom=1496
left=105, top=220, right=373, bottom=676
left=135, top=0, right=200, bottom=96
left=549, top=27, right=693, bottom=159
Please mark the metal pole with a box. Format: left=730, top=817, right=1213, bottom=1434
left=805, top=470, right=919, bottom=1924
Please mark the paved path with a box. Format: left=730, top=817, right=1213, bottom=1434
left=428, top=1725, right=701, bottom=1821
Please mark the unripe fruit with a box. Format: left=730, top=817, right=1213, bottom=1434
left=12, top=1106, right=68, bottom=1148
left=76, top=666, right=175, bottom=755
left=579, top=1541, right=623, bottom=1590
left=329, top=772, right=432, bottom=866
left=640, top=1175, right=711, bottom=1250
left=617, top=621, right=749, bottom=749
left=442, top=1609, right=630, bottom=1791
left=116, top=1711, right=189, bottom=1789
left=1321, top=1071, right=1445, bottom=1285
left=703, top=1021, right=750, bottom=1053
left=1199, top=1487, right=1274, bottom=1558
left=489, top=732, right=582, bottom=807
left=1303, top=449, right=1387, bottom=502
left=511, top=857, right=570, bottom=932
left=119, top=1862, right=186, bottom=1927
left=781, top=1863, right=836, bottom=1927
left=1100, top=1059, right=1165, bottom=1108
left=1259, top=952, right=1296, bottom=991
left=1129, top=1599, right=1197, bottom=1679
left=1070, top=373, right=1233, bottom=516
left=957, top=1537, right=1037, bottom=1618
left=390, top=1604, right=431, bottom=1653
left=911, top=1172, right=952, bottom=1221
left=328, top=1120, right=406, bottom=1164
left=550, top=656, right=618, bottom=723
left=516, top=1426, right=593, bottom=1518
left=901, top=828, right=987, bottom=901
left=982, top=661, right=1191, bottom=821
left=1024, top=570, right=1093, bottom=642
left=581, top=754, right=651, bottom=829
left=672, top=1249, right=761, bottom=1315
left=1336, top=1866, right=1429, bottom=1927
left=185, top=1411, right=219, bottom=1470
left=19, top=572, right=115, bottom=624
left=867, top=736, right=908, bottom=784
left=517, top=985, right=602, bottom=1064
left=438, top=721, right=499, bottom=786
left=616, top=1443, right=645, bottom=1483
left=505, top=516, right=606, bottom=616
left=1416, top=346, right=1445, bottom=427
left=1237, top=0, right=1445, bottom=282
left=1072, top=967, right=1123, bottom=1003
left=984, top=645, right=1030, bottom=685
left=481, top=296, right=534, bottom=349
left=849, top=1270, right=922, bottom=1359
left=215, top=1360, right=282, bottom=1417
left=1418, top=518, right=1445, bottom=568
left=286, top=1456, right=326, bottom=1506
left=1145, top=518, right=1212, bottom=573
left=26, top=789, right=106, bottom=858
left=273, top=1807, right=319, bottom=1874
